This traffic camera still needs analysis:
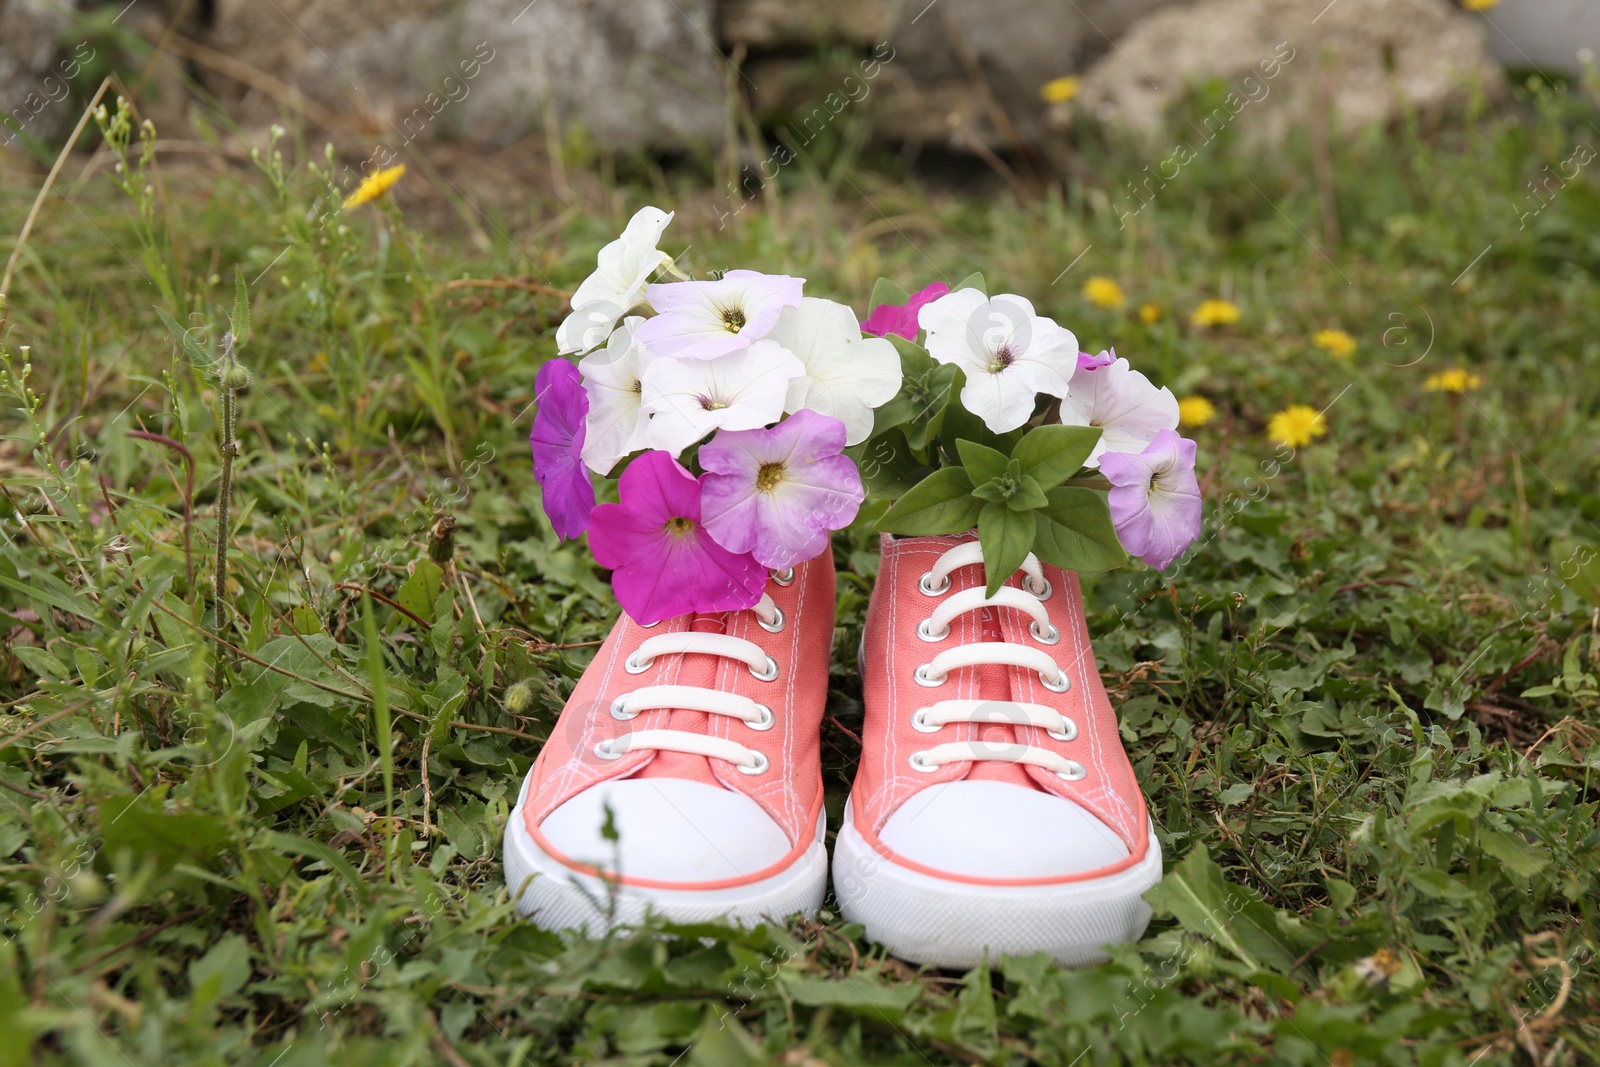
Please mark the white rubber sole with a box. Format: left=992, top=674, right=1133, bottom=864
left=503, top=772, right=828, bottom=933
left=832, top=800, right=1162, bottom=968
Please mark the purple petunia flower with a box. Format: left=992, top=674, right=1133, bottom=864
left=1098, top=429, right=1202, bottom=572
left=861, top=281, right=949, bottom=340
left=587, top=451, right=766, bottom=625
left=698, top=409, right=864, bottom=570
left=530, top=359, right=596, bottom=540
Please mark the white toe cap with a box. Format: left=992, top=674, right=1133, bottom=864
left=878, top=780, right=1129, bottom=880
left=540, top=778, right=791, bottom=883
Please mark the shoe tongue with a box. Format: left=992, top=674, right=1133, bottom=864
left=962, top=605, right=1048, bottom=791
left=634, top=611, right=727, bottom=783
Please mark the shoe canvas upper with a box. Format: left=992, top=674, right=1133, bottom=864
left=520, top=552, right=834, bottom=886
left=853, top=533, right=1150, bottom=881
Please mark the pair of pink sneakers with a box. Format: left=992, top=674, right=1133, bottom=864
left=503, top=533, right=1162, bottom=968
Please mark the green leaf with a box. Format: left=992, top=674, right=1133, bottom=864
left=867, top=276, right=910, bottom=313
left=850, top=429, right=934, bottom=496
left=979, top=501, right=1036, bottom=597
left=230, top=266, right=252, bottom=350
left=951, top=271, right=986, bottom=296
left=1013, top=424, right=1102, bottom=488
left=779, top=972, right=921, bottom=1020
left=154, top=306, right=213, bottom=369
left=266, top=831, right=370, bottom=900
left=189, top=934, right=251, bottom=1007
left=1032, top=487, right=1127, bottom=573
left=1006, top=473, right=1049, bottom=512
left=396, top=558, right=446, bottom=624
left=1144, top=844, right=1307, bottom=974
left=878, top=468, right=980, bottom=536
left=955, top=438, right=1009, bottom=485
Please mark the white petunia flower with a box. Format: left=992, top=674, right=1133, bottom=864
left=632, top=270, right=803, bottom=361
left=917, top=289, right=1078, bottom=433
left=555, top=206, right=674, bottom=355
left=766, top=297, right=902, bottom=446
left=1057, top=353, right=1180, bottom=468
left=577, top=317, right=659, bottom=475
left=639, top=340, right=805, bottom=454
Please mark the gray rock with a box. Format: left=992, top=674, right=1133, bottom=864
left=0, top=0, right=85, bottom=148
left=1476, top=0, right=1600, bottom=76
left=1075, top=0, right=1503, bottom=146
left=205, top=0, right=727, bottom=150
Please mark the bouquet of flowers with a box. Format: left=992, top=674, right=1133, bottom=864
left=532, top=206, right=1203, bottom=624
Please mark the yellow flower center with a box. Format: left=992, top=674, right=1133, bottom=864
left=721, top=307, right=746, bottom=333
left=756, top=462, right=786, bottom=491
left=664, top=517, right=695, bottom=538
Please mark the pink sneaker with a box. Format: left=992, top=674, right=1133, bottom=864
left=834, top=534, right=1162, bottom=967
left=504, top=554, right=833, bottom=931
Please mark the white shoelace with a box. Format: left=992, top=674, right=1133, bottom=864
left=594, top=591, right=785, bottom=775
left=909, top=546, right=1086, bottom=781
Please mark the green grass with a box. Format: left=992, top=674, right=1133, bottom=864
left=3, top=75, right=1600, bottom=1065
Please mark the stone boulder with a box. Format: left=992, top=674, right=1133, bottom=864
left=1075, top=0, right=1502, bottom=145
left=204, top=0, right=727, bottom=150
left=1, top=0, right=84, bottom=149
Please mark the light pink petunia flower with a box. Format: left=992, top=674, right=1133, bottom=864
left=1098, top=429, right=1202, bottom=572
left=699, top=409, right=865, bottom=570
left=1057, top=353, right=1180, bottom=467
left=633, top=269, right=804, bottom=361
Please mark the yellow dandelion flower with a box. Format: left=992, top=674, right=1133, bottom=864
left=343, top=163, right=406, bottom=209
left=1083, top=276, right=1126, bottom=309
left=1312, top=328, right=1357, bottom=359
left=1424, top=368, right=1483, bottom=393
left=1190, top=298, right=1241, bottom=327
left=1267, top=404, right=1327, bottom=448
left=1040, top=76, right=1081, bottom=104
left=1461, top=0, right=1499, bottom=10
left=1138, top=302, right=1163, bottom=324
left=1178, top=396, right=1217, bottom=428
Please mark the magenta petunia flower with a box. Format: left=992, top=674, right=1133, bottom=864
left=1077, top=348, right=1115, bottom=371
left=1098, top=429, right=1202, bottom=572
left=698, top=409, right=864, bottom=570
left=861, top=281, right=949, bottom=340
left=530, top=359, right=595, bottom=540
left=587, top=450, right=766, bottom=625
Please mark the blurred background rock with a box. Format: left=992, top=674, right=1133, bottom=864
left=1, top=0, right=1596, bottom=188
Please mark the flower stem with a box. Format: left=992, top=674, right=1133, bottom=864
left=212, top=336, right=239, bottom=691
left=1064, top=475, right=1113, bottom=491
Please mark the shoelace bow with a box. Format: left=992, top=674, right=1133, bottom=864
left=908, top=543, right=1087, bottom=781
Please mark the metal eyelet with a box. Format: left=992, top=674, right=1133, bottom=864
left=624, top=654, right=652, bottom=674
left=916, top=618, right=950, bottom=642
left=638, top=619, right=662, bottom=629
left=1055, top=760, right=1087, bottom=782
left=910, top=707, right=942, bottom=733
left=610, top=696, right=638, bottom=720
left=908, top=751, right=940, bottom=773
left=1030, top=620, right=1061, bottom=645
left=913, top=663, right=947, bottom=688
left=1024, top=576, right=1052, bottom=601
left=738, top=751, right=770, bottom=775
left=594, top=740, right=623, bottom=761
left=1040, top=669, right=1071, bottom=693
left=1048, top=716, right=1079, bottom=742
left=746, top=703, right=775, bottom=731
left=750, top=655, right=779, bottom=682
left=918, top=572, right=951, bottom=596
left=771, top=568, right=796, bottom=586
left=758, top=605, right=785, bottom=634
